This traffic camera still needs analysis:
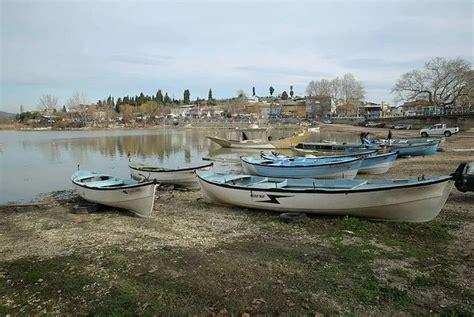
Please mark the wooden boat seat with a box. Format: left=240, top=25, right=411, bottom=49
left=251, top=179, right=288, bottom=189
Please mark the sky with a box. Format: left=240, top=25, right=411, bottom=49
left=1, top=0, right=473, bottom=113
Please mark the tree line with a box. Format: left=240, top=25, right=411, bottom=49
left=30, top=56, right=472, bottom=115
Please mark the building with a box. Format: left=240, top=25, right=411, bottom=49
left=279, top=99, right=306, bottom=117
left=247, top=96, right=259, bottom=103
left=359, top=102, right=383, bottom=118
left=401, top=100, right=434, bottom=116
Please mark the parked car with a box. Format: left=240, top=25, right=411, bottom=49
left=365, top=121, right=385, bottom=128
left=419, top=123, right=459, bottom=137
left=322, top=119, right=333, bottom=124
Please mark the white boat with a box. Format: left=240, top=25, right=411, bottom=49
left=129, top=162, right=213, bottom=187
left=71, top=170, right=157, bottom=217
left=197, top=172, right=454, bottom=223
left=207, top=130, right=308, bottom=149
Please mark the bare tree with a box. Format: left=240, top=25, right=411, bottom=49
left=39, top=94, right=58, bottom=110
left=306, top=80, right=331, bottom=96
left=340, top=74, right=365, bottom=102
left=331, top=77, right=342, bottom=100
left=67, top=92, right=89, bottom=108
left=392, top=57, right=471, bottom=109
left=306, top=74, right=365, bottom=102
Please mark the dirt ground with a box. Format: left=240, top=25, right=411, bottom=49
left=1, top=124, right=473, bottom=316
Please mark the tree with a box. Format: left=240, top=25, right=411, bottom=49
left=269, top=86, right=275, bottom=96
left=306, top=74, right=364, bottom=102
left=340, top=74, right=365, bottom=102
left=164, top=93, right=172, bottom=104
left=392, top=57, right=471, bottom=109
left=281, top=91, right=289, bottom=100
left=208, top=88, right=213, bottom=101
left=183, top=89, right=190, bottom=104
left=156, top=90, right=164, bottom=104
left=236, top=89, right=246, bottom=100
left=252, top=87, right=256, bottom=96
left=290, top=86, right=294, bottom=98
left=140, top=100, right=160, bottom=122
left=39, top=94, right=58, bottom=110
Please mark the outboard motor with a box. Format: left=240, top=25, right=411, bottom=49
left=451, top=162, right=474, bottom=192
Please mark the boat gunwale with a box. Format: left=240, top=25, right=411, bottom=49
left=129, top=162, right=214, bottom=173
left=197, top=173, right=453, bottom=194
left=71, top=176, right=156, bottom=191
left=388, top=142, right=438, bottom=149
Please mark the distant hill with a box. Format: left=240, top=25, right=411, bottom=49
left=0, top=111, right=16, bottom=118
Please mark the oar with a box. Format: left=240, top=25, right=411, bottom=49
left=202, top=157, right=240, bottom=163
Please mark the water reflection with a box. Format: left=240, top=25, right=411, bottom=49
left=0, top=128, right=359, bottom=203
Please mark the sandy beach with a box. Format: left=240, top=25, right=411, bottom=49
left=1, top=124, right=473, bottom=315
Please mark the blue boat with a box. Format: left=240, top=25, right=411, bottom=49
left=240, top=156, right=362, bottom=179
left=261, top=151, right=397, bottom=175
left=388, top=142, right=439, bottom=157
left=358, top=152, right=398, bottom=174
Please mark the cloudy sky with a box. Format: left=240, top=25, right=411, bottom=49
left=1, top=0, right=472, bottom=113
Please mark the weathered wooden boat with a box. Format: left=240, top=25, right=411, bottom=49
left=241, top=156, right=362, bottom=179
left=207, top=130, right=308, bottom=149
left=129, top=162, right=213, bottom=187
left=71, top=170, right=157, bottom=217
left=262, top=151, right=397, bottom=175
left=197, top=172, right=454, bottom=222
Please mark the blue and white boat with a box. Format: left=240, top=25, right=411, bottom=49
left=197, top=172, right=454, bottom=222
left=71, top=170, right=157, bottom=217
left=240, top=156, right=362, bottom=179
left=358, top=151, right=398, bottom=174
left=261, top=151, right=397, bottom=175
left=388, top=141, right=439, bottom=157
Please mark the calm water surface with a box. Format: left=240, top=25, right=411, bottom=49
left=0, top=128, right=359, bottom=203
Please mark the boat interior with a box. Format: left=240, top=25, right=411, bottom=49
left=76, top=175, right=137, bottom=187
left=217, top=174, right=432, bottom=190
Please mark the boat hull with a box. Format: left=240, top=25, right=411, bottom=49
left=197, top=174, right=453, bottom=222
left=241, top=157, right=362, bottom=179
left=72, top=182, right=156, bottom=217
left=207, top=131, right=308, bottom=149
left=389, top=142, right=438, bottom=157
left=358, top=152, right=398, bottom=174
left=207, top=136, right=276, bottom=149
left=129, top=163, right=213, bottom=187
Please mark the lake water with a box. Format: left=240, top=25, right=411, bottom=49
left=0, top=128, right=360, bottom=203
